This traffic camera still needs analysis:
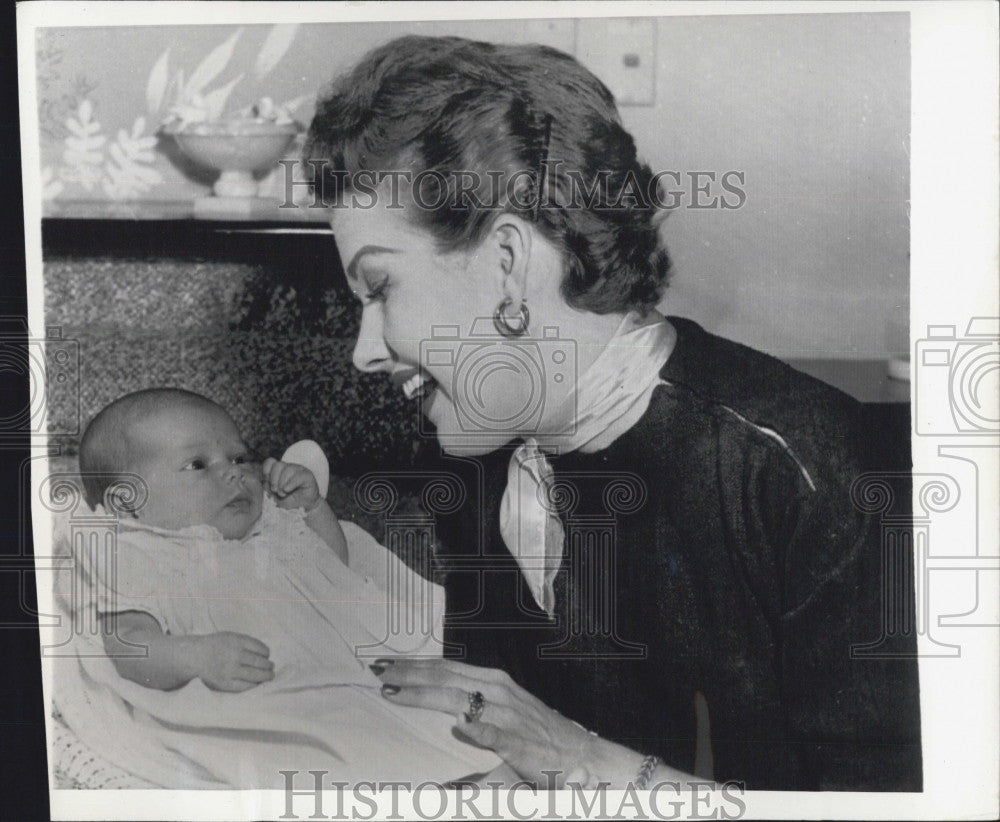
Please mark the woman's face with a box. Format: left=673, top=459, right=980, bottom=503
left=331, top=198, right=544, bottom=455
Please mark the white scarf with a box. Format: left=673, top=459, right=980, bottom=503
left=498, top=312, right=674, bottom=616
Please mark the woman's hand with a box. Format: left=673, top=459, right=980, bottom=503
left=262, top=458, right=321, bottom=511
left=373, top=658, right=653, bottom=787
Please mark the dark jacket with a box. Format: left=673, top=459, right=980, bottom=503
left=434, top=317, right=921, bottom=791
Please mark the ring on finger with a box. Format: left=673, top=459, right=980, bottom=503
left=466, top=690, right=486, bottom=722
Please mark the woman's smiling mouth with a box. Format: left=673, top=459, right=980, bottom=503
left=401, top=372, right=436, bottom=402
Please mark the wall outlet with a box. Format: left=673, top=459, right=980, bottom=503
left=576, top=18, right=657, bottom=106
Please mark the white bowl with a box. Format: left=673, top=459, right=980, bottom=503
left=164, top=119, right=300, bottom=197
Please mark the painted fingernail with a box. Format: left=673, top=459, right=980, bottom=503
left=374, top=658, right=395, bottom=667
left=381, top=684, right=401, bottom=697
left=369, top=664, right=386, bottom=676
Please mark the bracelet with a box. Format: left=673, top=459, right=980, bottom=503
left=634, top=754, right=661, bottom=790
left=566, top=720, right=601, bottom=788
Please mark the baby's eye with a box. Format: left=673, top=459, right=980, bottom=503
left=182, top=459, right=206, bottom=471
left=232, top=454, right=248, bottom=465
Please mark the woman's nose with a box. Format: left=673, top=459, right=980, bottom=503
left=352, top=307, right=393, bottom=373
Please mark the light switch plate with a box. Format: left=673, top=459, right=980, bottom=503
left=575, top=18, right=656, bottom=106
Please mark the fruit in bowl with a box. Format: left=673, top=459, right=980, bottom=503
left=161, top=98, right=302, bottom=198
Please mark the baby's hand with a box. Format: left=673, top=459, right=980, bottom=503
left=262, top=458, right=321, bottom=511
left=196, top=632, right=275, bottom=692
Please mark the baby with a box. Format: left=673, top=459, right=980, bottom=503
left=64, top=387, right=500, bottom=787
left=80, top=387, right=347, bottom=691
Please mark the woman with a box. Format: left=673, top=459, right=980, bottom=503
left=304, top=35, right=921, bottom=791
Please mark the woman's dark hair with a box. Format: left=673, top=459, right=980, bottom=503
left=305, top=35, right=671, bottom=314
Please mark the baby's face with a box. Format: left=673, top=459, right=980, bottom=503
left=127, top=403, right=263, bottom=540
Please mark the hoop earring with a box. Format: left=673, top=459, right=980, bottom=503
left=493, top=298, right=530, bottom=338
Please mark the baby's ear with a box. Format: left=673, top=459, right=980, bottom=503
left=103, top=486, right=130, bottom=516
left=102, top=479, right=143, bottom=518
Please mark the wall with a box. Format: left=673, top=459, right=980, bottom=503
left=34, top=13, right=910, bottom=359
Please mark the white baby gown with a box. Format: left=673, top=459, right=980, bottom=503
left=52, top=496, right=500, bottom=788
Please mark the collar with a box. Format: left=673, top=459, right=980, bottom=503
left=499, top=312, right=674, bottom=615
left=104, top=496, right=272, bottom=544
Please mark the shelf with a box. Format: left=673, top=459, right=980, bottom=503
left=785, top=358, right=910, bottom=404
left=42, top=197, right=331, bottom=226
left=41, top=212, right=342, bottom=279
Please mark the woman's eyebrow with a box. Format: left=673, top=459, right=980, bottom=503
left=345, top=244, right=399, bottom=278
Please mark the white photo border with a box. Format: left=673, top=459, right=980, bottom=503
left=17, top=2, right=999, bottom=820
